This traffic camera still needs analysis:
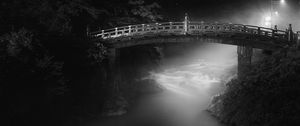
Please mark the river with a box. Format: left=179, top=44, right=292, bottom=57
left=85, top=42, right=239, bottom=126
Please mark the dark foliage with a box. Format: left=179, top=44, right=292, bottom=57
left=0, top=29, right=67, bottom=126
left=214, top=49, right=300, bottom=126
left=0, top=0, right=163, bottom=125
left=88, top=0, right=162, bottom=30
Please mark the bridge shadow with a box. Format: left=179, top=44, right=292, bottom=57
left=101, top=34, right=285, bottom=50
left=104, top=38, right=267, bottom=95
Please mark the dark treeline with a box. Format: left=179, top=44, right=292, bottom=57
left=0, top=0, right=163, bottom=126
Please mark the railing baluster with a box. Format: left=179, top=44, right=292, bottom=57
left=115, top=28, right=118, bottom=37
left=129, top=26, right=131, bottom=35
left=169, top=22, right=172, bottom=33
left=101, top=30, right=104, bottom=38
left=156, top=23, right=159, bottom=33
left=142, top=24, right=145, bottom=32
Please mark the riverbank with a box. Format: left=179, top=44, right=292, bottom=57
left=208, top=48, right=300, bottom=126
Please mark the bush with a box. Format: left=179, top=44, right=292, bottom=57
left=210, top=49, right=300, bottom=126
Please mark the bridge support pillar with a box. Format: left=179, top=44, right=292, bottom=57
left=107, top=48, right=121, bottom=93
left=237, top=46, right=253, bottom=78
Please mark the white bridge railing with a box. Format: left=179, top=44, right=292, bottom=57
left=89, top=21, right=299, bottom=43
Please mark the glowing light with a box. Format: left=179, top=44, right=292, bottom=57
left=265, top=16, right=271, bottom=21
left=263, top=16, right=272, bottom=27
left=274, top=11, right=279, bottom=16
left=280, top=0, right=285, bottom=4
left=265, top=22, right=271, bottom=26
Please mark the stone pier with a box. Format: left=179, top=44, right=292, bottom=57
left=237, top=46, right=253, bottom=78
left=107, top=48, right=121, bottom=93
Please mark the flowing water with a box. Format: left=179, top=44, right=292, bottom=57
left=85, top=42, right=239, bottom=126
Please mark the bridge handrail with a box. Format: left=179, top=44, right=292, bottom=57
left=89, top=21, right=294, bottom=42
left=89, top=22, right=184, bottom=35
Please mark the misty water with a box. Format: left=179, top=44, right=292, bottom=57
left=131, top=43, right=237, bottom=126
left=86, top=42, right=240, bottom=126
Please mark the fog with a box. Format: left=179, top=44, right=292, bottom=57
left=230, top=0, right=300, bottom=31
left=151, top=43, right=238, bottom=95
left=185, top=0, right=300, bottom=31
left=131, top=43, right=238, bottom=126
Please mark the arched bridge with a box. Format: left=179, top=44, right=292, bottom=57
left=89, top=16, right=300, bottom=79
left=89, top=16, right=300, bottom=49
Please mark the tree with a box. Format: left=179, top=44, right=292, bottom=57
left=0, top=0, right=100, bottom=34
left=0, top=28, right=67, bottom=126
left=0, top=0, right=165, bottom=125
left=90, top=0, right=162, bottom=28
